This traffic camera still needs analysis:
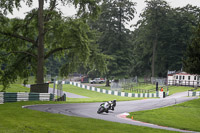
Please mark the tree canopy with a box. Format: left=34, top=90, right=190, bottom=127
left=0, top=0, right=108, bottom=90
left=183, top=24, right=200, bottom=75
left=89, top=0, right=136, bottom=81
left=1, top=0, right=200, bottom=89
left=131, top=0, right=200, bottom=77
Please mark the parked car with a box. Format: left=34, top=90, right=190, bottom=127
left=90, top=78, right=105, bottom=84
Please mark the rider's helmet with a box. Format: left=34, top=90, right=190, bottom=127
left=112, top=99, right=116, bottom=106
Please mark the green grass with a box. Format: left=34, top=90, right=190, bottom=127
left=93, top=85, right=110, bottom=90
left=87, top=83, right=193, bottom=95
left=0, top=83, right=198, bottom=132
left=131, top=83, right=156, bottom=93
left=51, top=84, right=143, bottom=102
left=127, top=98, right=200, bottom=132
left=0, top=84, right=30, bottom=92
left=13, top=76, right=64, bottom=85
left=90, top=84, right=156, bottom=93
left=0, top=101, right=176, bottom=133
left=1, top=83, right=194, bottom=98
left=128, top=85, right=193, bottom=95
left=14, top=76, right=36, bottom=84
left=1, top=83, right=142, bottom=102
left=167, top=86, right=193, bottom=95
left=193, top=88, right=200, bottom=92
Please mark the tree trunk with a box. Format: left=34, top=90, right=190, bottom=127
left=119, top=0, right=122, bottom=48
left=106, top=79, right=110, bottom=86
left=37, top=0, right=45, bottom=84
left=152, top=32, right=158, bottom=78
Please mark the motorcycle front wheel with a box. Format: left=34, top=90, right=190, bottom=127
left=97, top=107, right=104, bottom=114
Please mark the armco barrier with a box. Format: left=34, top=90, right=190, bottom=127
left=69, top=81, right=165, bottom=98
left=0, top=92, right=54, bottom=103
left=188, top=91, right=200, bottom=97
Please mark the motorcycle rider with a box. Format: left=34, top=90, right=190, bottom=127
left=103, top=101, right=110, bottom=113
left=110, top=99, right=116, bottom=110
left=104, top=100, right=116, bottom=113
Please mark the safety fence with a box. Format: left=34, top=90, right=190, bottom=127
left=188, top=91, right=200, bottom=97
left=168, top=80, right=200, bottom=87
left=0, top=92, right=54, bottom=103
left=70, top=82, right=166, bottom=98
left=123, top=87, right=155, bottom=93
left=54, top=80, right=70, bottom=84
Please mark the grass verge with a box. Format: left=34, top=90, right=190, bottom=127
left=167, top=86, right=193, bottom=95
left=53, top=84, right=143, bottom=102
left=84, top=84, right=193, bottom=96
left=127, top=98, right=200, bottom=132
left=1, top=83, right=193, bottom=97
left=0, top=83, right=197, bottom=132
left=0, top=101, right=176, bottom=133
left=0, top=84, right=30, bottom=92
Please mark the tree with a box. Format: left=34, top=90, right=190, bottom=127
left=183, top=25, right=200, bottom=74
left=131, top=1, right=200, bottom=77
left=141, top=0, right=170, bottom=77
left=130, top=0, right=171, bottom=77
left=0, top=0, right=108, bottom=90
left=90, top=0, right=136, bottom=85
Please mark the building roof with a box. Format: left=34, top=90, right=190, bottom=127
left=175, top=72, right=196, bottom=76
left=168, top=71, right=198, bottom=76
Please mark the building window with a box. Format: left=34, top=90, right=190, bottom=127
left=188, top=76, right=190, bottom=80
left=176, top=76, right=178, bottom=79
left=183, top=76, right=185, bottom=80
left=179, top=76, right=181, bottom=80
left=194, top=76, right=197, bottom=80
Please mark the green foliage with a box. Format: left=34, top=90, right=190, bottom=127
left=183, top=24, right=200, bottom=74
left=0, top=84, right=30, bottom=92
left=131, top=1, right=200, bottom=77
left=90, top=0, right=136, bottom=79
left=0, top=0, right=22, bottom=15
left=73, top=0, right=101, bottom=19
left=45, top=56, right=63, bottom=77
left=0, top=1, right=108, bottom=89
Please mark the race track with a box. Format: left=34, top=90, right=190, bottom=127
left=24, top=91, right=198, bottom=132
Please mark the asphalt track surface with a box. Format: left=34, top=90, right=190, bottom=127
left=24, top=91, right=199, bottom=132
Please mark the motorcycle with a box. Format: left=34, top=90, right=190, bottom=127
left=97, top=100, right=116, bottom=114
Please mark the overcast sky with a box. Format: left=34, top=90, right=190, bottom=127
left=7, top=0, right=200, bottom=30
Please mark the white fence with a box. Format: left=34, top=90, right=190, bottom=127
left=0, top=92, right=54, bottom=103
left=70, top=82, right=166, bottom=98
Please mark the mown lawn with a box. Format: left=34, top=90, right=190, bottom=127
left=127, top=98, right=200, bottom=132
left=51, top=84, right=143, bottom=102
left=0, top=101, right=176, bottom=133
left=0, top=84, right=30, bottom=92
left=91, top=83, right=155, bottom=92
left=193, top=87, right=200, bottom=92
left=87, top=83, right=193, bottom=95
left=0, top=83, right=198, bottom=132
left=167, top=86, right=193, bottom=95
left=1, top=82, right=193, bottom=97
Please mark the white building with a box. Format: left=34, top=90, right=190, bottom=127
left=167, top=71, right=200, bottom=87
